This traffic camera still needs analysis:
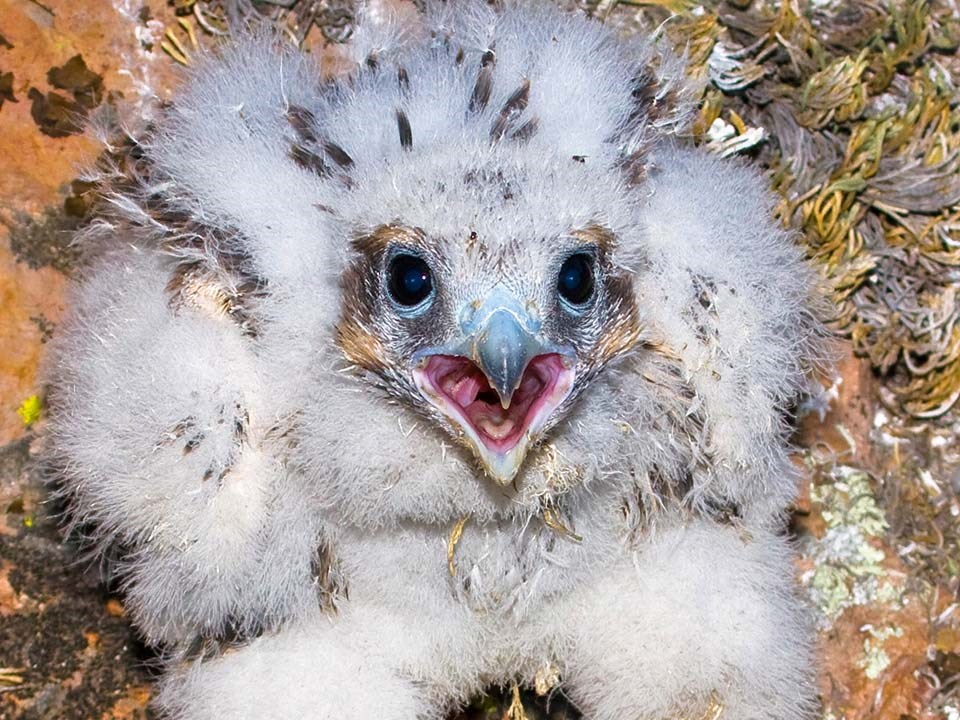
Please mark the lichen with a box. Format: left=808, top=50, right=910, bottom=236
left=812, top=467, right=888, bottom=536
left=7, top=207, right=82, bottom=274
left=803, top=467, right=898, bottom=624
left=858, top=624, right=904, bottom=679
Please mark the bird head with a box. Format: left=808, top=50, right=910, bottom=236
left=336, top=217, right=641, bottom=486
left=148, top=1, right=710, bottom=525
left=270, top=1, right=697, bottom=517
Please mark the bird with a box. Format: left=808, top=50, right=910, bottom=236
left=43, top=1, right=824, bottom=718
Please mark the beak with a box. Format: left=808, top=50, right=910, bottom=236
left=468, top=293, right=543, bottom=408
left=413, top=288, right=575, bottom=485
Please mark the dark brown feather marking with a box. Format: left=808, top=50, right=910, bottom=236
left=323, top=141, right=354, bottom=169
left=182, top=620, right=264, bottom=663
left=490, top=79, right=530, bottom=142
left=397, top=66, right=409, bottom=92
left=86, top=121, right=270, bottom=338
left=510, top=117, right=539, bottom=143
left=167, top=248, right=268, bottom=339
left=289, top=144, right=332, bottom=177
left=396, top=109, right=413, bottom=150
left=629, top=69, right=658, bottom=118
left=312, top=542, right=347, bottom=613
left=614, top=67, right=684, bottom=185
left=468, top=50, right=496, bottom=114
left=183, top=433, right=204, bottom=455
left=165, top=259, right=203, bottom=298
left=286, top=105, right=318, bottom=143
left=233, top=403, right=250, bottom=446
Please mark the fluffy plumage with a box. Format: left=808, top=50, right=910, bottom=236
left=45, top=2, right=823, bottom=718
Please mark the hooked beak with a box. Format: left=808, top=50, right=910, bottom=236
left=475, top=308, right=542, bottom=408
left=413, top=289, right=575, bottom=485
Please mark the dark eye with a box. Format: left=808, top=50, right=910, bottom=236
left=557, top=252, right=595, bottom=306
left=388, top=253, right=433, bottom=307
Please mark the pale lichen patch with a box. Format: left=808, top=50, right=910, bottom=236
left=857, top=623, right=904, bottom=680
left=802, top=466, right=900, bottom=626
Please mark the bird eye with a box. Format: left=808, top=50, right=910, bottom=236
left=557, top=252, right=596, bottom=307
left=388, top=253, right=434, bottom=308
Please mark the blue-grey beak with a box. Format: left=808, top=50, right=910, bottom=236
left=459, top=288, right=544, bottom=407
left=472, top=309, right=542, bottom=407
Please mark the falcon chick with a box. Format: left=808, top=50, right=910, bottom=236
left=45, top=2, right=824, bottom=718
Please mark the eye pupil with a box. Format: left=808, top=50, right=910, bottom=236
left=388, top=254, right=433, bottom=307
left=557, top=253, right=595, bottom=305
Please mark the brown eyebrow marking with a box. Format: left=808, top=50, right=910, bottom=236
left=569, top=224, right=618, bottom=253
left=351, top=224, right=428, bottom=255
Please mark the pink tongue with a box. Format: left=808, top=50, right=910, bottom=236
left=424, top=354, right=572, bottom=453
left=448, top=374, right=483, bottom=407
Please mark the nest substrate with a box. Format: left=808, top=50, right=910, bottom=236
left=647, top=0, right=960, bottom=421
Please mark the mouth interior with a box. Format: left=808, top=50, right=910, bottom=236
left=420, top=354, right=570, bottom=454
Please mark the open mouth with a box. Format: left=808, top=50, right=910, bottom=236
left=413, top=353, right=575, bottom=483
